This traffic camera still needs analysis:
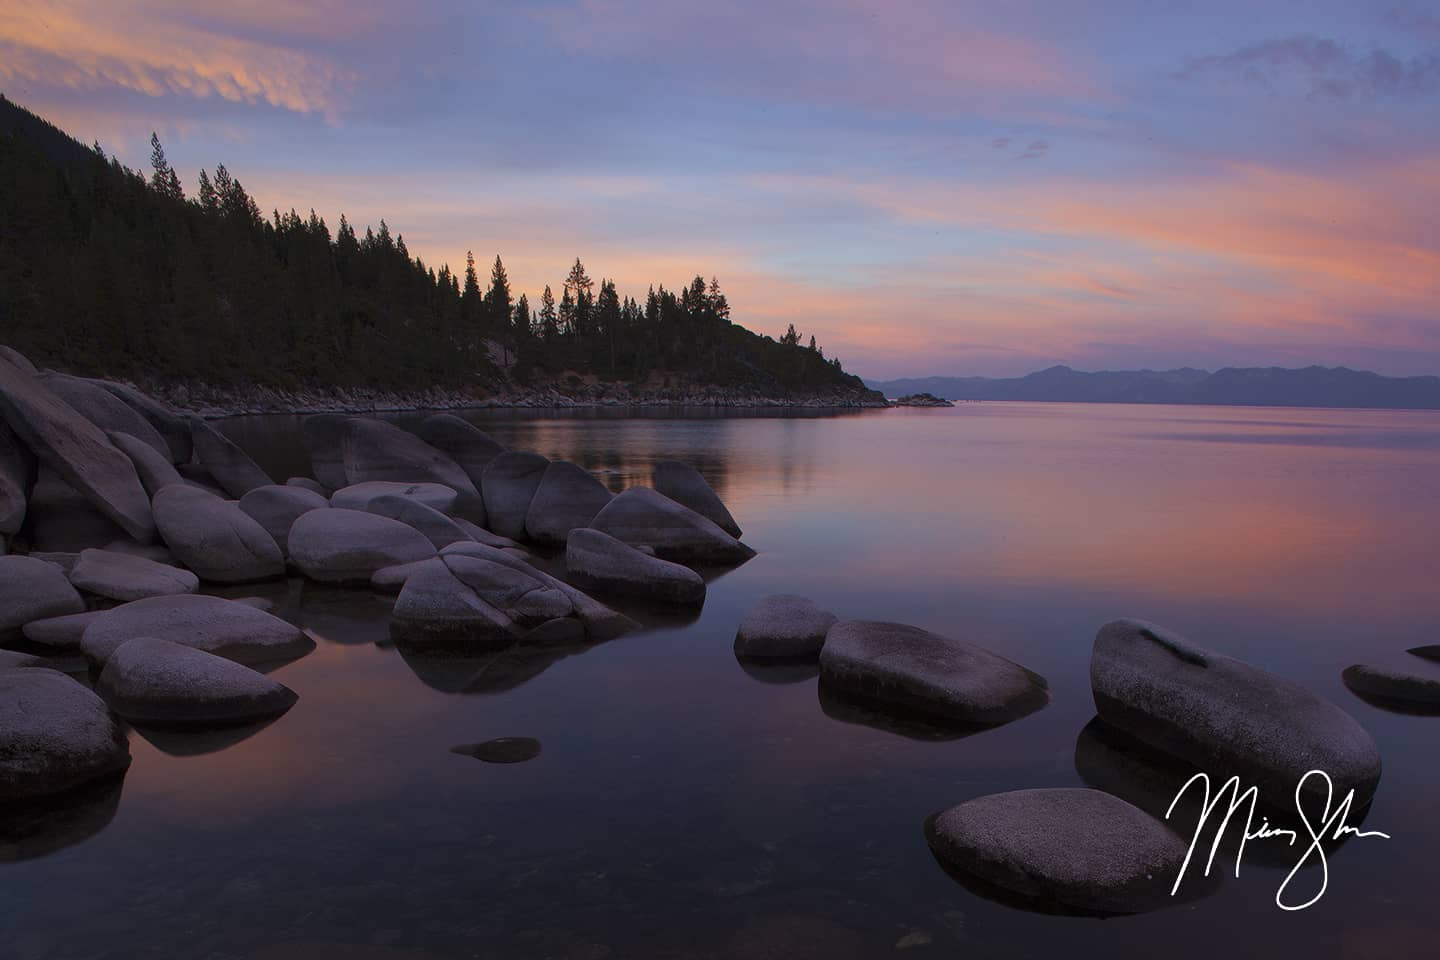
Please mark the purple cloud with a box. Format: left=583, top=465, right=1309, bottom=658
left=1178, top=35, right=1440, bottom=100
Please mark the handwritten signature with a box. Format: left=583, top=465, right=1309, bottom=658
left=1165, top=770, right=1390, bottom=911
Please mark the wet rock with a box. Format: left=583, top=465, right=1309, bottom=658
left=237, top=484, right=329, bottom=555
left=288, top=508, right=437, bottom=584
left=481, top=451, right=550, bottom=540
left=564, top=527, right=704, bottom=605
left=0, top=355, right=155, bottom=542
left=820, top=620, right=1048, bottom=726
left=1092, top=618, right=1382, bottom=806
left=21, top=609, right=110, bottom=653
left=925, top=788, right=1189, bottom=915
left=301, top=414, right=349, bottom=490
left=365, top=493, right=471, bottom=549
left=442, top=553, right=574, bottom=625
left=0, top=669, right=131, bottom=801
left=107, top=430, right=183, bottom=496
left=285, top=476, right=328, bottom=496
left=97, top=637, right=298, bottom=726
left=414, top=413, right=506, bottom=490
left=450, top=737, right=541, bottom=763
left=1343, top=649, right=1440, bottom=707
left=94, top=379, right=191, bottom=463
left=79, top=594, right=313, bottom=667
left=653, top=459, right=741, bottom=537
left=68, top=547, right=199, bottom=602
left=0, top=555, right=86, bottom=636
left=152, top=484, right=285, bottom=583
left=589, top=486, right=755, bottom=563
left=188, top=418, right=272, bottom=498
left=0, top=419, right=33, bottom=536
left=734, top=594, right=836, bottom=660
left=37, top=373, right=171, bottom=459
left=390, top=558, right=521, bottom=649
left=524, top=461, right=613, bottom=544
left=330, top=480, right=458, bottom=514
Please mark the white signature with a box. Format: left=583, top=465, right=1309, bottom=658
left=1165, top=769, right=1390, bottom=911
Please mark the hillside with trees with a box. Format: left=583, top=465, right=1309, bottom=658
left=0, top=96, right=877, bottom=404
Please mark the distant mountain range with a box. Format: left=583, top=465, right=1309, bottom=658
left=866, top=365, right=1440, bottom=410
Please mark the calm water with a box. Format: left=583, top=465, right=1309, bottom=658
left=4, top=403, right=1440, bottom=959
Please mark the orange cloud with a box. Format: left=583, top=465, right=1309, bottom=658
left=0, top=0, right=355, bottom=118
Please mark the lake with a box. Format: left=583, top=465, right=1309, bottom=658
left=4, top=402, right=1439, bottom=959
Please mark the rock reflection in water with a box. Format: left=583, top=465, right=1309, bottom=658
left=0, top=772, right=125, bottom=863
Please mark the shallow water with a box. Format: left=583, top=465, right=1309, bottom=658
left=4, top=402, right=1440, bottom=958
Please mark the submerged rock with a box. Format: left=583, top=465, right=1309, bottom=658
left=364, top=493, right=471, bottom=549
left=820, top=620, right=1048, bottom=726
left=589, top=487, right=755, bottom=563
left=107, top=430, right=183, bottom=496
left=0, top=555, right=86, bottom=636
left=565, top=527, right=705, bottom=605
left=653, top=460, right=741, bottom=537
left=450, top=737, right=541, bottom=763
left=1091, top=618, right=1382, bottom=806
left=0, top=355, right=155, bottom=542
left=1343, top=649, right=1440, bottom=707
left=188, top=418, right=272, bottom=498
left=415, top=414, right=506, bottom=491
left=734, top=594, right=836, bottom=660
left=288, top=508, right=437, bottom=584
left=330, top=480, right=458, bottom=514
left=481, top=451, right=550, bottom=540
left=0, top=669, right=131, bottom=801
left=68, top=547, right=199, bottom=602
left=79, top=594, right=313, bottom=667
left=97, top=637, right=298, bottom=726
left=152, top=484, right=285, bottom=583
left=926, top=788, right=1189, bottom=915
left=237, top=484, right=329, bottom=555
left=525, top=461, right=612, bottom=544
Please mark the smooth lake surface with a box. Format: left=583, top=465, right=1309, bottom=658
left=4, top=402, right=1440, bottom=958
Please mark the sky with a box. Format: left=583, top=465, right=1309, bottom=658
left=3, top=1, right=1439, bottom=379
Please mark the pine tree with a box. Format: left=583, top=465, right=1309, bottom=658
left=148, top=132, right=183, bottom=200
left=488, top=255, right=512, bottom=330
left=538, top=285, right=558, bottom=340
left=563, top=258, right=592, bottom=338
left=196, top=169, right=218, bottom=212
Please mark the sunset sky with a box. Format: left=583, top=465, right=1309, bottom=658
left=3, top=0, right=1438, bottom=378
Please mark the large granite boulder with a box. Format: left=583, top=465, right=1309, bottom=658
left=330, top=480, right=458, bottom=514
left=414, top=414, right=506, bottom=491
left=94, top=380, right=191, bottom=463
left=734, top=594, right=836, bottom=660
left=364, top=494, right=471, bottom=549
left=390, top=558, right=523, bottom=649
left=820, top=621, right=1048, bottom=726
left=339, top=418, right=482, bottom=518
left=37, top=373, right=171, bottom=460
left=301, top=414, right=349, bottom=490
left=237, top=484, right=329, bottom=555
left=0, top=669, right=131, bottom=801
left=0, top=556, right=85, bottom=637
left=152, top=485, right=285, bottom=583
left=1091, top=618, right=1382, bottom=806
left=22, top=472, right=129, bottom=551
left=21, top=609, right=110, bottom=653
left=653, top=460, right=741, bottom=537
left=565, top=528, right=704, bottom=605
left=1343, top=648, right=1440, bottom=707
left=97, top=637, right=298, bottom=726
left=370, top=558, right=436, bottom=594
left=79, top=594, right=313, bottom=666
left=288, top=508, right=437, bottom=584
left=1, top=419, right=34, bottom=536
left=442, top=540, right=637, bottom=640
left=525, top=461, right=612, bottom=544
left=589, top=487, right=754, bottom=563
left=926, top=788, right=1190, bottom=915
left=0, top=355, right=155, bottom=542
left=188, top=418, right=272, bottom=499
left=68, top=548, right=198, bottom=602
left=285, top=476, right=327, bottom=496
left=481, top=451, right=550, bottom=540
left=442, top=553, right=574, bottom=625
left=107, top=430, right=183, bottom=496
left=0, top=345, right=38, bottom=374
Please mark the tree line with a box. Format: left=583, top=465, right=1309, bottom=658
left=0, top=96, right=867, bottom=397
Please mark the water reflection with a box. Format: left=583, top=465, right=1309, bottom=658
left=0, top=773, right=125, bottom=863
left=132, top=717, right=286, bottom=757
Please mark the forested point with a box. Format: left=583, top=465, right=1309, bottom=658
left=0, top=95, right=874, bottom=399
